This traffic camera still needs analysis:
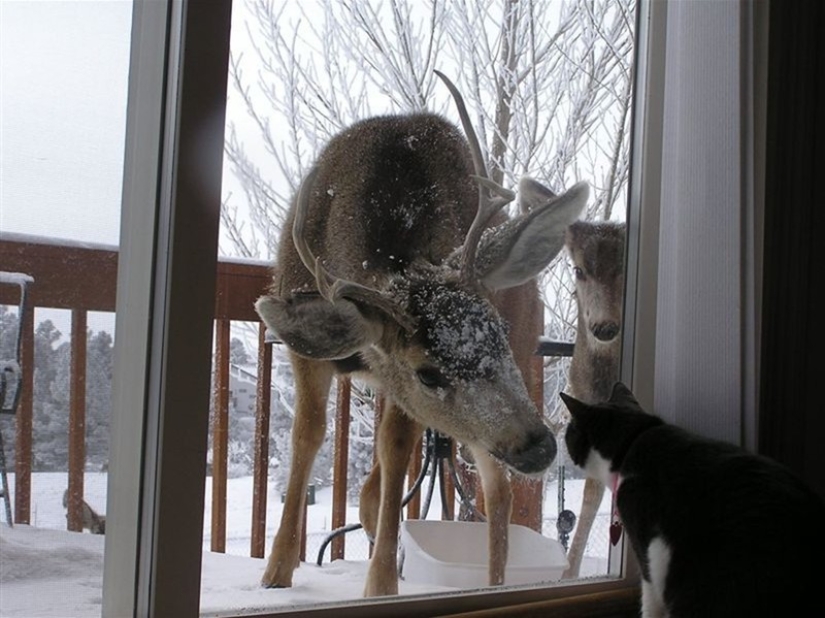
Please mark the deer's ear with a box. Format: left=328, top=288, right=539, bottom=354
left=477, top=181, right=588, bottom=290
left=517, top=176, right=558, bottom=212
left=255, top=294, right=385, bottom=361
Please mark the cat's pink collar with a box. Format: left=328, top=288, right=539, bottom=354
left=609, top=472, right=623, bottom=494
left=608, top=472, right=624, bottom=546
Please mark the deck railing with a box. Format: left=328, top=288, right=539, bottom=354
left=0, top=233, right=556, bottom=561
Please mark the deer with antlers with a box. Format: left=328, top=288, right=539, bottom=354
left=254, top=72, right=588, bottom=596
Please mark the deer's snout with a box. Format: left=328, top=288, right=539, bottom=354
left=591, top=321, right=620, bottom=342
left=500, top=427, right=557, bottom=475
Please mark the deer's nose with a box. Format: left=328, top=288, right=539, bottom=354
left=592, top=321, right=620, bottom=342
left=503, top=427, right=557, bottom=475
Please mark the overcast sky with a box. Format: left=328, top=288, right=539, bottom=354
left=0, top=0, right=282, bottom=337
left=0, top=0, right=283, bottom=247
left=0, top=0, right=133, bottom=246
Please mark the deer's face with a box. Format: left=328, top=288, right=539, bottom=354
left=361, top=278, right=556, bottom=476
left=566, top=221, right=626, bottom=347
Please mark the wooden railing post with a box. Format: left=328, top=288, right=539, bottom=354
left=331, top=376, right=351, bottom=560
left=66, top=309, right=87, bottom=532
left=250, top=324, right=272, bottom=558
left=510, top=357, right=546, bottom=530
left=210, top=318, right=230, bottom=552
left=14, top=304, right=34, bottom=524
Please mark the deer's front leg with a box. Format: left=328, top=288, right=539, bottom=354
left=562, top=476, right=605, bottom=579
left=363, top=403, right=421, bottom=597
left=470, top=446, right=513, bottom=586
left=359, top=460, right=381, bottom=543
left=262, top=355, right=333, bottom=588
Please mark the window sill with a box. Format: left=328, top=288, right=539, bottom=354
left=229, top=578, right=640, bottom=618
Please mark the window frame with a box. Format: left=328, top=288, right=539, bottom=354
left=101, top=0, right=746, bottom=615
left=102, top=1, right=233, bottom=616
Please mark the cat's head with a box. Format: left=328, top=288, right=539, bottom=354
left=560, top=381, right=663, bottom=485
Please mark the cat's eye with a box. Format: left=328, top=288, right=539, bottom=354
left=573, top=266, right=586, bottom=281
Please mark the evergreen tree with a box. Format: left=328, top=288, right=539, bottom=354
left=229, top=336, right=250, bottom=365
left=0, top=307, right=21, bottom=466
left=85, top=330, right=113, bottom=470
left=0, top=306, right=19, bottom=362
left=35, top=338, right=70, bottom=471
left=9, top=319, right=116, bottom=472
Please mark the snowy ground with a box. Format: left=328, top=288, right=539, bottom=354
left=0, top=473, right=610, bottom=617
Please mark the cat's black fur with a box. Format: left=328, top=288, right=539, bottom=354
left=561, top=382, right=825, bottom=618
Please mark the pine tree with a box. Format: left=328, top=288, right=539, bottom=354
left=0, top=307, right=21, bottom=467
left=85, top=330, right=113, bottom=470
left=35, top=337, right=70, bottom=471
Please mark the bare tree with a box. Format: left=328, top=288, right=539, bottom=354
left=224, top=0, right=632, bottom=277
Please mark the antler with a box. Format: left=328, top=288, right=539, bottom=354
left=434, top=70, right=515, bottom=288
left=292, top=167, right=416, bottom=332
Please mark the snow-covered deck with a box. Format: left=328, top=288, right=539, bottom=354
left=0, top=473, right=610, bottom=617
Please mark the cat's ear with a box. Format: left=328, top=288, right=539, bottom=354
left=559, top=391, right=587, bottom=418
left=609, top=381, right=644, bottom=412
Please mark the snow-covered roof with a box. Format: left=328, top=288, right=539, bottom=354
left=0, top=231, right=118, bottom=252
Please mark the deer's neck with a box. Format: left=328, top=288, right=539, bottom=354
left=569, top=326, right=620, bottom=405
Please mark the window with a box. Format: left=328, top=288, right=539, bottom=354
left=110, top=1, right=645, bottom=616
left=2, top=0, right=797, bottom=617
left=209, top=1, right=636, bottom=613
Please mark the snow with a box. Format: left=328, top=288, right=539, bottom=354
left=0, top=472, right=610, bottom=617
left=0, top=231, right=119, bottom=254
left=411, top=283, right=509, bottom=381
left=0, top=272, right=34, bottom=286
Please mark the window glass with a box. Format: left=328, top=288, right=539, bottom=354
left=0, top=1, right=636, bottom=615
left=203, top=0, right=635, bottom=613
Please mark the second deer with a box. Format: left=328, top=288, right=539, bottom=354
left=561, top=219, right=626, bottom=578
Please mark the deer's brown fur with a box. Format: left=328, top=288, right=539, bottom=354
left=255, top=74, right=588, bottom=596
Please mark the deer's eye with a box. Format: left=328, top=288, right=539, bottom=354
left=573, top=266, right=585, bottom=281
left=416, top=367, right=449, bottom=389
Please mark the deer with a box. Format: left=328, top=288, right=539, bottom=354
left=560, top=220, right=626, bottom=579
left=254, top=71, right=588, bottom=597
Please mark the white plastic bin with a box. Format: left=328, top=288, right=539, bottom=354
left=400, top=520, right=569, bottom=589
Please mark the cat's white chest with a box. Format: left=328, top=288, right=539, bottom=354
left=641, top=537, right=672, bottom=618
left=583, top=450, right=613, bottom=486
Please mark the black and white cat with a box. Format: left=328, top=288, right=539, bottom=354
left=561, top=381, right=825, bottom=618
